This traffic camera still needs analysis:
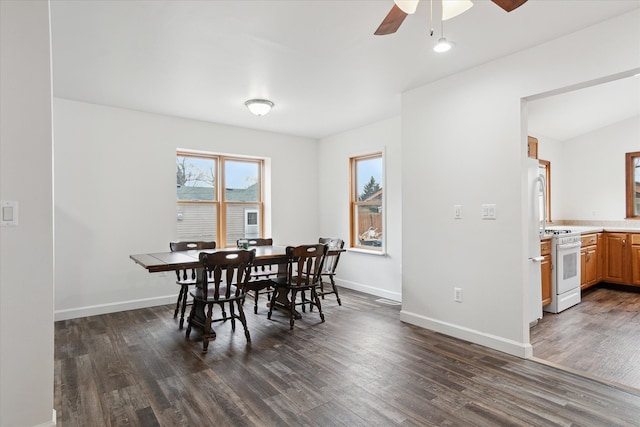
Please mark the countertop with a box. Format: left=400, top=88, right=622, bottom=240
left=540, top=225, right=640, bottom=240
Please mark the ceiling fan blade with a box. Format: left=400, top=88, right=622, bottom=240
left=491, top=0, right=528, bottom=12
left=374, top=4, right=409, bottom=35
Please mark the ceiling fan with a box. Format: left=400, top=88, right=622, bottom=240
left=375, top=0, right=528, bottom=35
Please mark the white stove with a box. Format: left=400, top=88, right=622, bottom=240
left=544, top=229, right=582, bottom=313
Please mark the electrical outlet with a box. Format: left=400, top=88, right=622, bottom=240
left=454, top=287, right=463, bottom=303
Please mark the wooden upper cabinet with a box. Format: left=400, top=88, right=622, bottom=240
left=528, top=136, right=539, bottom=160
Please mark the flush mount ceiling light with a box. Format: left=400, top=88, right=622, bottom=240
left=244, top=99, right=274, bottom=116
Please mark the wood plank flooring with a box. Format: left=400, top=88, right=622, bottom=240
left=531, top=283, right=640, bottom=392
left=55, top=288, right=640, bottom=426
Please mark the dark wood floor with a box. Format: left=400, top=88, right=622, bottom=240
left=531, top=283, right=640, bottom=392
left=55, top=288, right=640, bottom=426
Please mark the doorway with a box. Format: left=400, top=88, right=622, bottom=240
left=525, top=71, right=640, bottom=392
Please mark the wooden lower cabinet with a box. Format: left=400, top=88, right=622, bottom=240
left=632, top=234, right=640, bottom=286
left=580, top=234, right=599, bottom=290
left=602, top=232, right=630, bottom=284
left=540, top=240, right=552, bottom=307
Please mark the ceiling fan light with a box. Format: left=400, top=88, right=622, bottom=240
left=394, top=0, right=419, bottom=14
left=442, top=0, right=474, bottom=21
left=244, top=99, right=274, bottom=116
left=433, top=37, right=452, bottom=53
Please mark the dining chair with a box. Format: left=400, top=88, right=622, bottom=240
left=318, top=237, right=345, bottom=306
left=238, top=237, right=276, bottom=313
left=185, top=249, right=255, bottom=352
left=267, top=243, right=328, bottom=330
left=169, top=240, right=216, bottom=329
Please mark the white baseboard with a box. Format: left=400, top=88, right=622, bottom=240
left=399, top=309, right=533, bottom=359
left=55, top=295, right=176, bottom=321
left=334, top=278, right=401, bottom=302
left=33, top=409, right=56, bottom=427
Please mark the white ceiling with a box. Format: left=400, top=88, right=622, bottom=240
left=528, top=75, right=640, bottom=141
left=50, top=0, right=640, bottom=140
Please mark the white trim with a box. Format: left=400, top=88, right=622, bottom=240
left=335, top=278, right=401, bottom=302
left=347, top=247, right=386, bottom=256
left=399, top=309, right=533, bottom=359
left=55, top=295, right=176, bottom=321
left=33, top=410, right=56, bottom=427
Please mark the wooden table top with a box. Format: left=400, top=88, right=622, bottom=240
left=130, top=245, right=290, bottom=273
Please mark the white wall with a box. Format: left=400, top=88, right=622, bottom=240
left=537, top=116, right=640, bottom=221
left=318, top=117, right=402, bottom=301
left=400, top=10, right=640, bottom=358
left=53, top=99, right=318, bottom=319
left=0, top=1, right=55, bottom=426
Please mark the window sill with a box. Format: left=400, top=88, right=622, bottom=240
left=348, top=247, right=386, bottom=256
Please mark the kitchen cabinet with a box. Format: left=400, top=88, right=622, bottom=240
left=580, top=233, right=598, bottom=290
left=602, top=232, right=629, bottom=284
left=540, top=240, right=552, bottom=307
left=632, top=234, right=640, bottom=286
left=597, top=233, right=604, bottom=283
left=527, top=136, right=538, bottom=159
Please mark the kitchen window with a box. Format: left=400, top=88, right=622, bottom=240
left=626, top=151, right=640, bottom=218
left=350, top=152, right=384, bottom=252
left=539, top=159, right=551, bottom=222
left=176, top=151, right=265, bottom=247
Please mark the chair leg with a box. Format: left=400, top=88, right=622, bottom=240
left=185, top=300, right=195, bottom=339
left=300, top=290, right=307, bottom=313
left=330, top=275, right=341, bottom=306
left=312, top=287, right=325, bottom=323
left=179, top=285, right=189, bottom=329
left=174, top=286, right=185, bottom=318
left=229, top=302, right=236, bottom=331
left=202, top=303, right=214, bottom=353
left=218, top=302, right=227, bottom=320
left=237, top=300, right=251, bottom=343
left=254, top=290, right=259, bottom=314
left=267, top=287, right=278, bottom=320
left=289, top=290, right=297, bottom=330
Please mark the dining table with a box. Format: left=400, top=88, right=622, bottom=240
left=130, top=245, right=343, bottom=329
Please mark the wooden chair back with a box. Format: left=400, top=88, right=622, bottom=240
left=169, top=241, right=216, bottom=282
left=241, top=238, right=273, bottom=247
left=319, top=237, right=344, bottom=275
left=198, top=249, right=255, bottom=301
left=286, top=244, right=328, bottom=287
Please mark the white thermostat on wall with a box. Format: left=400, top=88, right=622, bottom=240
left=1, top=201, right=19, bottom=227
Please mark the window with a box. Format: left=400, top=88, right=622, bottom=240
left=539, top=159, right=551, bottom=223
left=350, top=152, right=384, bottom=251
left=626, top=151, right=640, bottom=218
left=176, top=152, right=264, bottom=247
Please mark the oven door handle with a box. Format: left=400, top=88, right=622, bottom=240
left=557, top=242, right=582, bottom=250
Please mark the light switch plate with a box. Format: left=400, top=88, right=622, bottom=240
left=1, top=201, right=18, bottom=226
left=454, top=205, right=462, bottom=219
left=482, top=203, right=497, bottom=220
